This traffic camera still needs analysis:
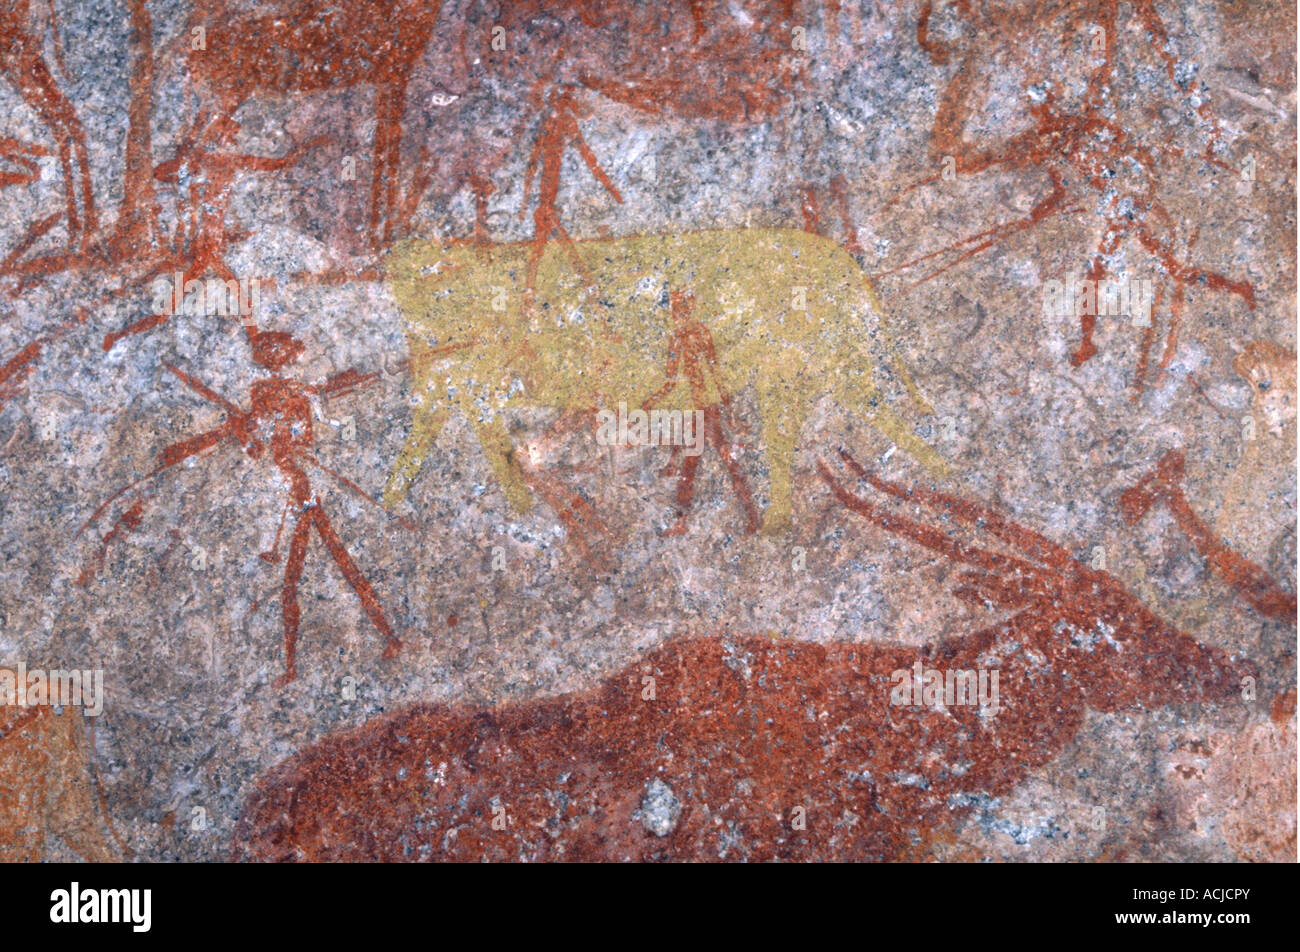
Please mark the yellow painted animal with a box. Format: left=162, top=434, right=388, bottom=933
left=383, top=227, right=945, bottom=533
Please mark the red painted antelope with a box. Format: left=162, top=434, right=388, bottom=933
left=232, top=451, right=1249, bottom=861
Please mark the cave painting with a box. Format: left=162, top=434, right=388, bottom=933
left=893, top=0, right=1256, bottom=396
left=1121, top=449, right=1297, bottom=624
left=1217, top=342, right=1297, bottom=569
left=77, top=328, right=402, bottom=686
left=644, top=289, right=760, bottom=536
left=0, top=0, right=96, bottom=259
left=460, top=1, right=818, bottom=284
left=182, top=0, right=446, bottom=251
left=0, top=0, right=1289, bottom=867
left=233, top=456, right=1250, bottom=861
left=383, top=227, right=946, bottom=535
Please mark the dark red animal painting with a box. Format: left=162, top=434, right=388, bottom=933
left=232, top=451, right=1250, bottom=861
left=454, top=1, right=819, bottom=281
left=183, top=0, right=446, bottom=250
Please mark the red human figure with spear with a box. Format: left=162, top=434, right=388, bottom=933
left=80, top=327, right=403, bottom=687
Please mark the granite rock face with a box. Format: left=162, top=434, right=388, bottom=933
left=0, top=0, right=1294, bottom=862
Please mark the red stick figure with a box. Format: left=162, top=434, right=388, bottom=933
left=81, top=328, right=402, bottom=687
left=887, top=1, right=1256, bottom=396
left=643, top=289, right=758, bottom=536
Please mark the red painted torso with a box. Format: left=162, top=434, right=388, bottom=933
left=249, top=377, right=314, bottom=502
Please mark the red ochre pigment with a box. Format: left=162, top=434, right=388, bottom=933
left=234, top=462, right=1251, bottom=862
